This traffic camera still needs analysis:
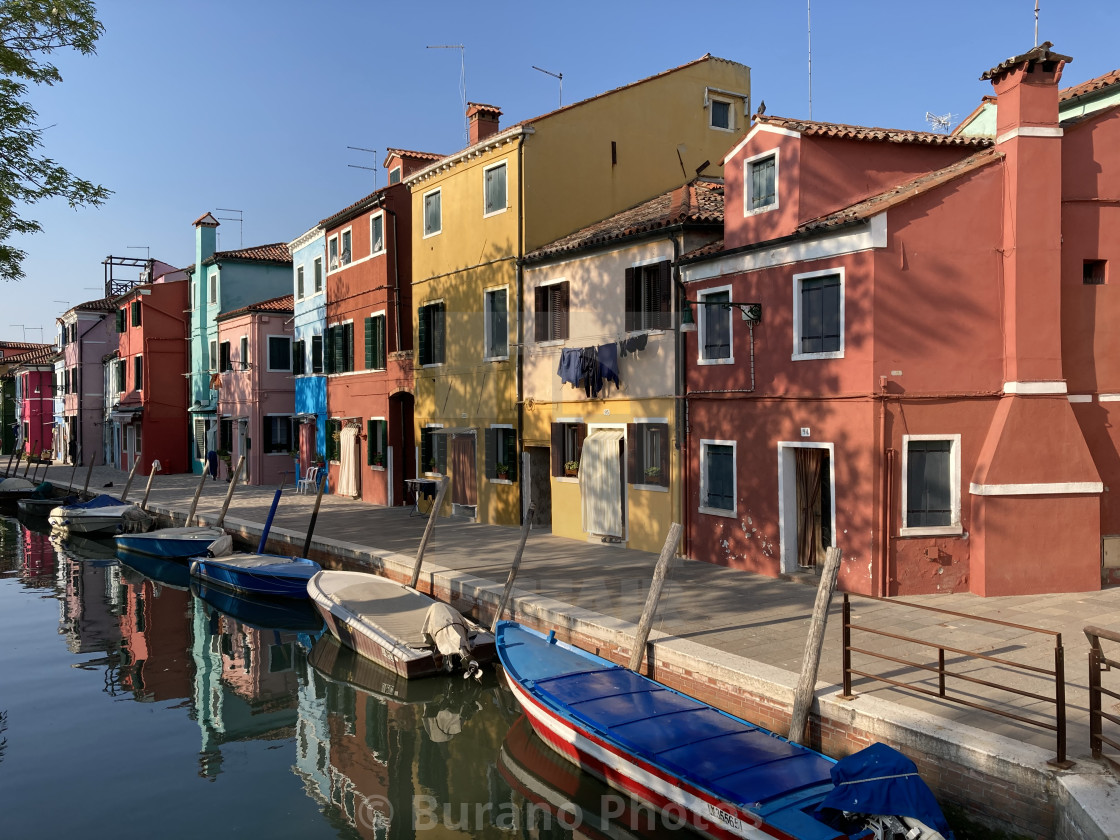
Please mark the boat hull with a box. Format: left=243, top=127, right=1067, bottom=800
left=190, top=554, right=320, bottom=599
left=114, top=527, right=225, bottom=560
left=48, top=512, right=129, bottom=535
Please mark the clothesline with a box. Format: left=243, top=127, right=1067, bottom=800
left=556, top=332, right=650, bottom=398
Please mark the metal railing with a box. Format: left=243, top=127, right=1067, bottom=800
left=840, top=593, right=1070, bottom=767
left=1085, top=624, right=1120, bottom=771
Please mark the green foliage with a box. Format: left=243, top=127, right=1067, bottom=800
left=0, top=1, right=110, bottom=282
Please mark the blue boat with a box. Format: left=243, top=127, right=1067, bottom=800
left=115, top=526, right=226, bottom=561
left=497, top=621, right=953, bottom=840
left=192, top=581, right=324, bottom=632
left=189, top=553, right=321, bottom=599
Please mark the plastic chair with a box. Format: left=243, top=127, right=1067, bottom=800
left=296, top=466, right=318, bottom=494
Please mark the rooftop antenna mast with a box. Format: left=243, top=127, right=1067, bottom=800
left=924, top=111, right=954, bottom=132
left=1034, top=0, right=1040, bottom=46
left=427, top=44, right=467, bottom=144
left=347, top=146, right=378, bottom=188
left=532, top=65, right=563, bottom=108
left=214, top=208, right=243, bottom=248
left=807, top=0, right=813, bottom=120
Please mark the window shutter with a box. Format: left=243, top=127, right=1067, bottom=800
left=116, top=309, right=126, bottom=333
left=134, top=355, right=142, bottom=389
left=312, top=335, right=323, bottom=373
left=376, top=316, right=386, bottom=369
left=433, top=303, right=445, bottom=364
left=558, top=282, right=570, bottom=339
left=575, top=423, right=587, bottom=462
left=626, top=423, right=638, bottom=483
left=550, top=423, right=562, bottom=476
left=332, top=326, right=345, bottom=373
left=418, top=306, right=429, bottom=365
left=436, top=432, right=447, bottom=472
left=534, top=287, right=547, bottom=342
left=656, top=261, right=672, bottom=330
left=485, top=428, right=497, bottom=478
left=624, top=267, right=637, bottom=332
left=364, top=317, right=374, bottom=369
left=505, top=430, right=517, bottom=482
left=421, top=429, right=432, bottom=470
left=344, top=322, right=354, bottom=371
left=131, top=300, right=141, bottom=327
left=658, top=422, right=670, bottom=487
left=367, top=419, right=375, bottom=465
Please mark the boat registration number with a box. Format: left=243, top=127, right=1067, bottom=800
left=704, top=802, right=743, bottom=833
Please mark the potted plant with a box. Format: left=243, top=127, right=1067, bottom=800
left=425, top=457, right=438, bottom=473
left=644, top=465, right=661, bottom=480
left=564, top=460, right=579, bottom=477
left=372, top=451, right=384, bottom=467
left=495, top=462, right=509, bottom=479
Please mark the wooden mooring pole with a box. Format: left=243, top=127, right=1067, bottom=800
left=490, top=502, right=536, bottom=632
left=409, top=476, right=448, bottom=590
left=138, top=460, right=161, bottom=511
left=301, top=471, right=328, bottom=559
left=119, top=458, right=142, bottom=502
left=80, top=454, right=97, bottom=497
left=215, top=457, right=245, bottom=529
left=788, top=545, right=843, bottom=746
left=185, top=468, right=208, bottom=527
left=628, top=523, right=683, bottom=673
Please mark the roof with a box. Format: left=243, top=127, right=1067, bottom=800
left=193, top=212, right=220, bottom=227
left=62, top=296, right=118, bottom=317
left=202, top=243, right=291, bottom=266
left=525, top=179, right=725, bottom=262
left=383, top=148, right=443, bottom=164
left=753, top=114, right=994, bottom=148
left=321, top=186, right=390, bottom=229
left=7, top=345, right=58, bottom=365
left=0, top=341, right=51, bottom=351
left=981, top=41, right=1073, bottom=82
left=216, top=294, right=294, bottom=321
left=1061, top=68, right=1120, bottom=102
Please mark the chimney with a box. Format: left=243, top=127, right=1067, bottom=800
left=193, top=211, right=219, bottom=268
left=467, top=102, right=502, bottom=146
left=982, top=41, right=1071, bottom=383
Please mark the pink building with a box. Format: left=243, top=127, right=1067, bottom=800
left=680, top=44, right=1119, bottom=597
left=215, top=295, right=295, bottom=486
left=57, top=297, right=118, bottom=465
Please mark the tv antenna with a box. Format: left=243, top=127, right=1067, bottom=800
left=1034, top=0, right=1040, bottom=46
left=347, top=146, right=378, bottom=187
left=924, top=111, right=954, bottom=132
left=807, top=0, right=813, bottom=119
left=427, top=44, right=467, bottom=144
left=532, top=65, right=563, bottom=108
left=215, top=208, right=243, bottom=248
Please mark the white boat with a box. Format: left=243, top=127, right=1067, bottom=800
left=48, top=493, right=150, bottom=536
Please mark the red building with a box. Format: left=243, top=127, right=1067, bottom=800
left=15, top=350, right=55, bottom=459
left=680, top=44, right=1119, bottom=597
left=320, top=151, right=422, bottom=505
left=111, top=276, right=189, bottom=475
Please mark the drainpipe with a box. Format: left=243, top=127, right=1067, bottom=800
left=515, top=138, right=526, bottom=524
left=877, top=377, right=893, bottom=597
left=671, top=231, right=687, bottom=558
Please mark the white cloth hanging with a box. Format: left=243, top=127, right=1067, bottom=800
left=579, top=429, right=624, bottom=538
left=337, top=426, right=359, bottom=497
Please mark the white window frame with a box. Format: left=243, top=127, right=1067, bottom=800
left=483, top=159, right=508, bottom=218
left=369, top=415, right=388, bottom=470
left=422, top=422, right=444, bottom=476
left=262, top=413, right=296, bottom=455
left=209, top=339, right=217, bottom=371
left=792, top=266, right=845, bottom=361
left=239, top=335, right=248, bottom=369
left=388, top=166, right=402, bottom=185
left=699, top=438, right=737, bottom=518
left=208, top=272, right=218, bottom=304
left=709, top=95, right=734, bottom=132
left=489, top=423, right=515, bottom=484
left=370, top=212, right=386, bottom=257
left=483, top=284, right=509, bottom=361
left=744, top=149, right=779, bottom=216
left=900, top=434, right=963, bottom=537
left=535, top=278, right=568, bottom=346
left=339, top=226, right=353, bottom=267
left=632, top=417, right=670, bottom=492
left=266, top=334, right=293, bottom=372
left=368, top=309, right=387, bottom=371
left=423, top=188, right=442, bottom=238
left=697, top=284, right=734, bottom=365
left=296, top=265, right=305, bottom=299
left=328, top=235, right=340, bottom=272
left=313, top=257, right=324, bottom=293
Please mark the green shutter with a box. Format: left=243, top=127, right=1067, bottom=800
left=433, top=303, right=445, bottom=364
left=485, top=428, right=497, bottom=478
left=421, top=429, right=432, bottom=471
left=417, top=306, right=429, bottom=365
left=505, top=430, right=518, bottom=482
left=375, top=316, right=386, bottom=370
left=116, top=309, right=126, bottom=332
left=131, top=300, right=141, bottom=327
left=364, top=317, right=374, bottom=369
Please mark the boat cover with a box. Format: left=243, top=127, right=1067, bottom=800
left=66, top=494, right=128, bottom=510
left=818, top=743, right=954, bottom=837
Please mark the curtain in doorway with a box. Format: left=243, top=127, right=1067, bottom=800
left=337, top=426, right=359, bottom=497
left=795, top=448, right=823, bottom=568
left=451, top=435, right=477, bottom=506
left=580, top=429, right=624, bottom=538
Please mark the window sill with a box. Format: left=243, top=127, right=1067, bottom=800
left=631, top=483, right=668, bottom=493
left=370, top=465, right=385, bottom=471
left=537, top=339, right=565, bottom=349
left=792, top=350, right=844, bottom=361
left=484, top=355, right=509, bottom=363
left=698, top=505, right=737, bottom=519
left=697, top=356, right=735, bottom=365
left=555, top=476, right=578, bottom=484
left=489, top=477, right=513, bottom=485
left=899, top=524, right=964, bottom=538
left=745, top=204, right=778, bottom=217
left=483, top=206, right=508, bottom=219
left=423, top=230, right=442, bottom=240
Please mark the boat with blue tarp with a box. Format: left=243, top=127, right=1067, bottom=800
left=496, top=621, right=952, bottom=840
left=190, top=552, right=321, bottom=599
left=115, top=526, right=226, bottom=560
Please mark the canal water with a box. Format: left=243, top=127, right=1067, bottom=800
left=0, top=515, right=694, bottom=839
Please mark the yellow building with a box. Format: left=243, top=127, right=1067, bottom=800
left=406, top=55, right=750, bottom=526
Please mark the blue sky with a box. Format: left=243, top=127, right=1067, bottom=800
left=8, top=0, right=1118, bottom=342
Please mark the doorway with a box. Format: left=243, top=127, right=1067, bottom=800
left=579, top=427, right=626, bottom=541
left=238, top=419, right=249, bottom=482
left=526, top=446, right=552, bottom=529
left=451, top=433, right=477, bottom=514
left=777, top=442, right=836, bottom=574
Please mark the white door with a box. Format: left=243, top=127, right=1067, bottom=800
left=238, top=419, right=249, bottom=482
left=125, top=425, right=137, bottom=472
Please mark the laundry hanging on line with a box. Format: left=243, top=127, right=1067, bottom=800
left=556, top=340, right=628, bottom=398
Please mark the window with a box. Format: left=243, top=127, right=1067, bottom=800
left=793, top=268, right=843, bottom=359
left=293, top=339, right=306, bottom=375
left=133, top=355, right=143, bottom=390
left=710, top=97, right=733, bottom=130
left=268, top=336, right=292, bottom=371
left=297, top=266, right=305, bottom=298
left=698, top=287, right=732, bottom=362
left=326, top=418, right=342, bottom=462
left=340, top=228, right=352, bottom=266
left=627, top=421, right=669, bottom=487
left=219, top=341, right=232, bottom=373
left=423, top=188, right=442, bottom=237
left=115, top=308, right=126, bottom=333
left=326, top=322, right=354, bottom=373
left=902, top=435, right=962, bottom=535
left=420, top=426, right=447, bottom=474
left=1084, top=259, right=1107, bottom=285
left=209, top=340, right=217, bottom=370
left=746, top=151, right=777, bottom=213
left=131, top=300, right=141, bottom=327
left=209, top=274, right=217, bottom=303
left=418, top=302, right=445, bottom=366
left=625, top=262, right=671, bottom=331
left=328, top=236, right=339, bottom=271
left=700, top=440, right=735, bottom=514
left=191, top=283, right=196, bottom=310
left=534, top=282, right=569, bottom=342
left=370, top=214, right=385, bottom=255
left=550, top=422, right=586, bottom=476
left=220, top=418, right=233, bottom=453
left=240, top=336, right=248, bottom=369
left=263, top=415, right=295, bottom=454
left=484, top=161, right=507, bottom=215
left=486, top=426, right=517, bottom=481
left=116, top=359, right=126, bottom=393
left=314, top=257, right=323, bottom=292
left=311, top=334, right=324, bottom=373
left=367, top=418, right=387, bottom=467
left=388, top=166, right=401, bottom=185
left=485, top=287, right=508, bottom=359
left=365, top=314, right=386, bottom=371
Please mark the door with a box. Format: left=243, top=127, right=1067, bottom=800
left=527, top=446, right=552, bottom=528
left=778, top=443, right=835, bottom=573
left=238, top=419, right=249, bottom=482
left=579, top=429, right=625, bottom=540
left=125, top=424, right=137, bottom=472
left=451, top=434, right=477, bottom=508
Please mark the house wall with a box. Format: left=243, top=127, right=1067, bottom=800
left=61, top=310, right=115, bottom=465
left=18, top=370, right=53, bottom=456
left=292, top=232, right=327, bottom=466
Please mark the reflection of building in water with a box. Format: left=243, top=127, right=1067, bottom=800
left=116, top=567, right=193, bottom=703
left=189, top=600, right=301, bottom=779
left=57, top=554, right=126, bottom=655
left=15, top=526, right=56, bottom=587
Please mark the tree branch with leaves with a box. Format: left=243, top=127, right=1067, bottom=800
left=0, top=0, right=110, bottom=282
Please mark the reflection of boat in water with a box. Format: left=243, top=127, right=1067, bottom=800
left=499, top=714, right=692, bottom=840
left=191, top=581, right=324, bottom=633
left=117, top=548, right=191, bottom=590
left=50, top=531, right=119, bottom=561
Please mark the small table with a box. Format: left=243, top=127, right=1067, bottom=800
left=405, top=478, right=439, bottom=516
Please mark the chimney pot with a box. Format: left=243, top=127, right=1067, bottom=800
left=466, top=102, right=502, bottom=146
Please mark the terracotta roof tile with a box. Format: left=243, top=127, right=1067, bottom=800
left=67, top=296, right=118, bottom=313
left=981, top=41, right=1073, bottom=82
left=321, top=187, right=390, bottom=229
left=525, top=179, right=724, bottom=261
left=207, top=243, right=291, bottom=264
left=681, top=238, right=725, bottom=261
left=383, top=148, right=444, bottom=163
left=0, top=341, right=51, bottom=351
left=1061, top=68, right=1120, bottom=101
left=754, top=114, right=994, bottom=148
left=217, top=294, right=294, bottom=320
left=8, top=345, right=58, bottom=365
